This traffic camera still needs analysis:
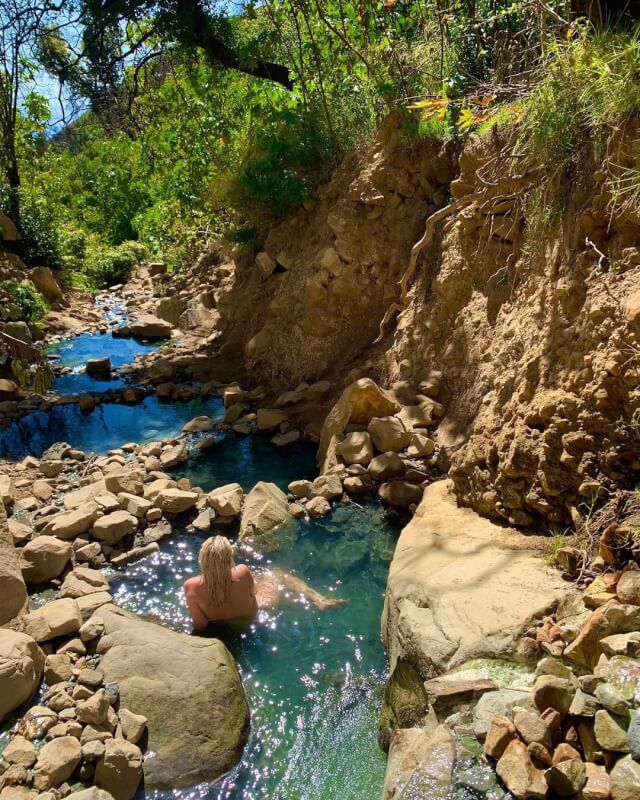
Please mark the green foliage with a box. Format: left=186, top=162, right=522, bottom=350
left=1, top=280, right=48, bottom=322
left=86, top=240, right=148, bottom=288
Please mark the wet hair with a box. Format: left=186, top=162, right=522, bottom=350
left=199, top=535, right=235, bottom=606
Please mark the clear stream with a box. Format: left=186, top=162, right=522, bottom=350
left=2, top=300, right=402, bottom=799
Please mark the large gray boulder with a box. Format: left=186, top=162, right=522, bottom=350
left=93, top=605, right=249, bottom=789
left=0, top=506, right=28, bottom=623
left=0, top=630, right=44, bottom=721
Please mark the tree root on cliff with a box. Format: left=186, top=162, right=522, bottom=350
left=374, top=195, right=476, bottom=343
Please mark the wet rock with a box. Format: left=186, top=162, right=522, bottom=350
left=306, top=496, right=331, bottom=517
left=381, top=725, right=455, bottom=800
left=21, top=535, right=72, bottom=584
left=496, top=739, right=547, bottom=800
left=424, top=677, right=497, bottom=715
left=240, top=482, right=292, bottom=539
left=336, top=431, right=374, bottom=465
left=545, top=759, right=586, bottom=797
left=206, top=483, right=243, bottom=517
left=0, top=630, right=44, bottom=721
left=154, top=489, right=198, bottom=514
left=32, top=736, right=82, bottom=791
left=92, top=511, right=137, bottom=546
left=86, top=358, right=111, bottom=377
left=368, top=416, right=412, bottom=453
left=610, top=755, right=640, bottom=800
left=182, top=415, right=214, bottom=432
left=311, top=474, right=342, bottom=500
left=93, top=604, right=248, bottom=789
left=24, top=598, right=82, bottom=642
left=159, top=443, right=187, bottom=469
left=379, top=480, right=423, bottom=509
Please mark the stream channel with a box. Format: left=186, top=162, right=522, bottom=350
left=1, top=297, right=400, bottom=799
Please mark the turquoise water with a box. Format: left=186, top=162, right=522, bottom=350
left=0, top=396, right=224, bottom=459
left=111, top=501, right=399, bottom=800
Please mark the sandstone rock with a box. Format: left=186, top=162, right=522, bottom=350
left=118, top=708, right=147, bottom=744
left=514, top=710, right=554, bottom=748
left=207, top=483, right=243, bottom=516
left=8, top=518, right=31, bottom=545
left=44, top=653, right=73, bottom=684
left=368, top=416, right=412, bottom=453
left=610, top=755, right=640, bottom=800
left=42, top=503, right=100, bottom=540
left=583, top=762, right=610, bottom=800
left=95, top=739, right=143, bottom=800
left=33, top=736, right=82, bottom=790
left=318, top=379, right=401, bottom=472
left=288, top=479, right=313, bottom=499
left=484, top=715, right=517, bottom=759
left=545, top=759, right=586, bottom=797
left=65, top=789, right=114, bottom=800
left=93, top=604, right=248, bottom=789
left=92, top=511, right=137, bottom=545
left=383, top=480, right=570, bottom=679
left=311, top=474, right=342, bottom=500
left=256, top=409, right=287, bottom=430
left=379, top=480, right=423, bottom=509
left=117, top=493, right=152, bottom=519
left=77, top=689, right=110, bottom=725
left=381, top=725, right=455, bottom=800
left=86, top=358, right=111, bottom=377
left=617, top=571, right=640, bottom=605
left=21, top=704, right=57, bottom=739
left=532, top=675, right=575, bottom=718
left=3, top=735, right=37, bottom=767
left=406, top=433, right=436, bottom=458
left=306, top=496, right=331, bottom=517
left=60, top=567, right=109, bottom=598
left=128, top=314, right=172, bottom=339
left=368, top=452, right=405, bottom=481
left=76, top=591, right=112, bottom=620
left=239, top=482, right=292, bottom=540
left=24, top=598, right=82, bottom=642
left=104, top=471, right=144, bottom=496
left=79, top=617, right=105, bottom=642
left=496, top=739, right=547, bottom=800
left=143, top=478, right=176, bottom=499
left=0, top=509, right=27, bottom=622
left=600, top=632, right=640, bottom=657
left=0, top=630, right=44, bottom=720
left=594, top=709, right=629, bottom=752
left=182, top=415, right=214, bottom=432
left=160, top=443, right=187, bottom=469
left=154, top=489, right=198, bottom=514
left=336, top=431, right=374, bottom=465
left=30, top=267, right=62, bottom=301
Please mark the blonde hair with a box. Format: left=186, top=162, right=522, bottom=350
left=199, top=536, right=235, bottom=605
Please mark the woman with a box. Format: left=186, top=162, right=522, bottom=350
left=183, top=535, right=347, bottom=630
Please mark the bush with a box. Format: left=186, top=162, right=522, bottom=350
left=86, top=240, right=148, bottom=287
left=1, top=280, right=48, bottom=322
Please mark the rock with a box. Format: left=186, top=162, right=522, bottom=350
left=110, top=543, right=159, bottom=566
left=617, top=571, right=640, bottom=605
left=306, top=496, right=331, bottom=517
left=600, top=632, right=640, bottom=658
left=311, top=474, right=342, bottom=500
left=288, top=480, right=313, bottom=499
left=0, top=630, right=44, bottom=720
left=79, top=617, right=105, bottom=642
left=24, top=598, right=82, bottom=642
left=21, top=704, right=57, bottom=738
left=336, top=432, right=374, bottom=465
left=595, top=682, right=630, bottom=715
left=532, top=675, right=575, bottom=718
left=496, top=739, right=547, bottom=800
left=44, top=653, right=73, bottom=684
left=76, top=591, right=112, bottom=620
left=514, top=710, right=554, bottom=748
left=30, top=267, right=62, bottom=301
left=407, top=433, right=435, bottom=458
left=239, top=482, right=292, bottom=539
left=368, top=452, right=406, bottom=480
left=569, top=688, right=598, bottom=717
left=368, top=416, right=412, bottom=453
left=65, top=789, right=114, bottom=800
left=117, top=493, right=152, bottom=519
left=3, top=735, right=37, bottom=767
left=159, top=443, right=187, bottom=469
left=128, top=314, right=172, bottom=339
left=255, top=251, right=276, bottom=277
left=0, top=473, right=14, bottom=506
left=582, top=762, right=610, bottom=800
left=154, top=489, right=198, bottom=514
left=60, top=567, right=109, bottom=598
left=42, top=503, right=100, bottom=540
left=118, top=709, right=147, bottom=744
left=594, top=709, right=629, bottom=752
left=92, top=511, right=137, bottom=545
left=207, top=483, right=243, bottom=516
left=381, top=725, right=455, bottom=800
left=21, top=535, right=68, bottom=588
left=383, top=480, right=570, bottom=679
left=76, top=689, right=110, bottom=725
left=545, top=759, right=587, bottom=797
left=104, top=471, right=144, bottom=496
left=33, top=736, right=82, bottom=791
left=256, top=409, right=287, bottom=430
left=379, top=480, right=423, bottom=509
left=610, top=755, right=640, bottom=800
left=628, top=711, right=640, bottom=761
left=182, top=416, right=214, bottom=432
left=484, top=715, right=517, bottom=759
left=94, top=739, right=143, bottom=800
left=8, top=518, right=31, bottom=545
left=424, top=677, right=497, bottom=715
left=93, top=604, right=248, bottom=789
left=86, top=358, right=111, bottom=377
left=318, top=379, right=401, bottom=472
left=78, top=668, right=105, bottom=689
left=0, top=510, right=27, bottom=622
left=4, top=320, right=32, bottom=343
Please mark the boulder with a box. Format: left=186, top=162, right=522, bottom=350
left=24, top=598, right=82, bottom=642
left=104, top=470, right=144, bottom=496
left=368, top=452, right=406, bottom=481
left=379, top=480, right=423, bottom=509
left=182, top=416, right=214, bottom=432
left=128, top=314, right=173, bottom=339
left=256, top=408, right=288, bottom=430
left=0, top=508, right=28, bottom=622
left=382, top=480, right=571, bottom=678
left=86, top=358, right=111, bottom=377
left=368, top=416, right=412, bottom=453
left=0, top=473, right=14, bottom=506
left=94, top=739, right=143, bottom=800
left=0, top=630, right=44, bottom=721
left=61, top=567, right=110, bottom=598
left=118, top=708, right=147, bottom=745
left=318, top=379, right=401, bottom=472
left=0, top=379, right=18, bottom=400
left=306, top=496, right=331, bottom=518
left=33, top=736, right=82, bottom=790
left=336, top=431, right=374, bottom=465
left=207, top=483, right=244, bottom=517
left=117, top=493, right=152, bottom=519
left=311, top=474, right=343, bottom=500
left=92, top=511, right=138, bottom=545
left=42, top=502, right=100, bottom=540
left=4, top=320, right=32, bottom=343
left=3, top=734, right=37, bottom=767
left=381, top=725, right=455, bottom=800
left=617, top=571, right=640, bottom=605
left=30, top=267, right=62, bottom=301
left=496, top=739, right=547, bottom=800
left=610, top=755, right=640, bottom=800
left=239, top=482, right=292, bottom=539
left=154, top=489, right=198, bottom=514
left=160, top=443, right=187, bottom=469
left=21, top=535, right=72, bottom=584
left=66, top=789, right=115, bottom=800
left=93, top=604, right=248, bottom=789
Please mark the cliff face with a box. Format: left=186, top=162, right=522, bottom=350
left=215, top=117, right=640, bottom=530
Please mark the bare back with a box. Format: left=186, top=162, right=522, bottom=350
left=184, top=564, right=257, bottom=629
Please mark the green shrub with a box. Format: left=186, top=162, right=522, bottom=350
left=1, top=280, right=48, bottom=322
left=86, top=240, right=148, bottom=288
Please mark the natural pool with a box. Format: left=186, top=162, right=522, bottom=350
left=110, top=500, right=400, bottom=800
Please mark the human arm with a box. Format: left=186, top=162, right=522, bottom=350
left=183, top=579, right=209, bottom=631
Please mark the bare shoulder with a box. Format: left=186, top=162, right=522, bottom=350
left=183, top=576, right=202, bottom=594
left=234, top=564, right=252, bottom=580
